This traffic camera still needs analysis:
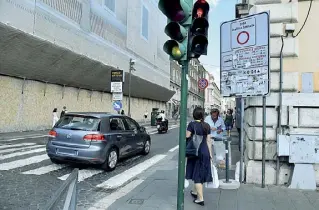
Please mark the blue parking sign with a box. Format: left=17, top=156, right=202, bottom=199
left=113, top=101, right=122, bottom=111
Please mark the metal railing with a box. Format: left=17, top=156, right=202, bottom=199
left=42, top=168, right=79, bottom=210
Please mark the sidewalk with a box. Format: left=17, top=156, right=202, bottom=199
left=105, top=153, right=319, bottom=210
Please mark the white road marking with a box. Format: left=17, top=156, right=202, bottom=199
left=2, top=135, right=48, bottom=142
left=58, top=169, right=104, bottom=182
left=0, top=143, right=35, bottom=149
left=0, top=148, right=46, bottom=160
left=0, top=154, right=49, bottom=170
left=23, top=164, right=66, bottom=175
left=148, top=125, right=180, bottom=135
left=169, top=145, right=179, bottom=152
left=89, top=179, right=144, bottom=210
left=96, top=154, right=166, bottom=189
left=0, top=145, right=44, bottom=154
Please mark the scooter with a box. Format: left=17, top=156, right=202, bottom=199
left=156, top=118, right=168, bottom=133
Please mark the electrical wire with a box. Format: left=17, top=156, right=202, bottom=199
left=292, top=0, right=313, bottom=38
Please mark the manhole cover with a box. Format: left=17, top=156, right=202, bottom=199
left=128, top=199, right=144, bottom=205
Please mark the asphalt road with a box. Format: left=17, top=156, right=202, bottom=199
left=0, top=124, right=181, bottom=210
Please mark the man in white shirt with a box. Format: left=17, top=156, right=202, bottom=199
left=204, top=108, right=226, bottom=138
left=156, top=110, right=167, bottom=127
left=205, top=108, right=226, bottom=168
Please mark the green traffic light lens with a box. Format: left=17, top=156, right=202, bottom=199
left=172, top=46, right=182, bottom=59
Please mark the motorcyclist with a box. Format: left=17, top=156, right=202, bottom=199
left=156, top=110, right=168, bottom=128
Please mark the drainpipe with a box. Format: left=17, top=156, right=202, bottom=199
left=276, top=36, right=284, bottom=185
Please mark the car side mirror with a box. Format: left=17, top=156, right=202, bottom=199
left=139, top=126, right=146, bottom=132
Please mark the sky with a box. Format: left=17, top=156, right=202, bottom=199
left=199, top=0, right=238, bottom=87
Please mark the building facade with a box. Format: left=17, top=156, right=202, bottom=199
left=244, top=0, right=319, bottom=185
left=204, top=72, right=221, bottom=112
left=168, top=59, right=206, bottom=118
left=0, top=0, right=174, bottom=132
left=221, top=97, right=235, bottom=113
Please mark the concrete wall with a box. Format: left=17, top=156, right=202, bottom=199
left=245, top=0, right=319, bottom=186
left=0, top=75, right=165, bottom=132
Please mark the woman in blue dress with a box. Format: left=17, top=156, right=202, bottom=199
left=186, top=107, right=213, bottom=206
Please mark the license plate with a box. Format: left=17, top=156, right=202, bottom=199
left=157, top=125, right=160, bottom=129
left=56, top=148, right=77, bottom=156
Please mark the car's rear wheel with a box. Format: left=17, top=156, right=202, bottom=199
left=101, top=148, right=118, bottom=171
left=142, top=140, right=151, bottom=155
left=50, top=157, right=63, bottom=164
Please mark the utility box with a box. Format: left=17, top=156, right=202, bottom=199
left=277, top=134, right=319, bottom=190
left=151, top=108, right=159, bottom=126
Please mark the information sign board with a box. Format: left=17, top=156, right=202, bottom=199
left=220, top=12, right=270, bottom=97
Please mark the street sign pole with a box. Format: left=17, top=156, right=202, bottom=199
left=177, top=60, right=188, bottom=210
left=220, top=12, right=270, bottom=186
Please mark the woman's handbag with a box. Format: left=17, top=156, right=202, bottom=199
left=186, top=123, right=203, bottom=157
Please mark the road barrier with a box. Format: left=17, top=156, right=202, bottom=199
left=42, top=168, right=78, bottom=210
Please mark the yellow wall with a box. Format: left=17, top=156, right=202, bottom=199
left=284, top=1, right=319, bottom=92
left=0, top=76, right=165, bottom=132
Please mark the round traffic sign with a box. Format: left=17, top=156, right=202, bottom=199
left=198, top=78, right=209, bottom=90
left=237, top=31, right=250, bottom=45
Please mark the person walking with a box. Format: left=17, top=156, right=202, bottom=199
left=60, top=106, right=67, bottom=118
left=225, top=109, right=234, bottom=137
left=185, top=107, right=213, bottom=206
left=144, top=110, right=148, bottom=123
left=52, top=108, right=59, bottom=127
left=205, top=108, right=226, bottom=168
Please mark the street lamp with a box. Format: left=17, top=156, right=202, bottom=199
left=128, top=58, right=136, bottom=117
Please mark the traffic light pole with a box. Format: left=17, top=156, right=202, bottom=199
left=177, top=60, right=189, bottom=210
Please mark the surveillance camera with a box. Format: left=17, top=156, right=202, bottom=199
left=130, top=59, right=136, bottom=64
left=285, top=24, right=295, bottom=34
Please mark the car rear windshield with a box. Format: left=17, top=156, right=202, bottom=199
left=55, top=115, right=101, bottom=131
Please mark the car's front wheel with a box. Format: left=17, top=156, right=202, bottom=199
left=101, top=148, right=118, bottom=171
left=142, top=140, right=151, bottom=155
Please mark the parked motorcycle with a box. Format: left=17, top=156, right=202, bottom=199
left=156, top=118, right=168, bottom=133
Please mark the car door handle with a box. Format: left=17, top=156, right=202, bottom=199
left=116, top=135, right=122, bottom=139
left=131, top=133, right=135, bottom=137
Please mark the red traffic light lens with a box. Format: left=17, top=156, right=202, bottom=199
left=197, top=8, right=203, bottom=18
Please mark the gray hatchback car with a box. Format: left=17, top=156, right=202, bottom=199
left=46, top=112, right=151, bottom=171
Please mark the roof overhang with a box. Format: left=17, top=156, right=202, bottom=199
left=0, top=23, right=175, bottom=102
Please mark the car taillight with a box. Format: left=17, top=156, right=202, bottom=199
left=83, top=134, right=105, bottom=141
left=48, top=130, right=57, bottom=138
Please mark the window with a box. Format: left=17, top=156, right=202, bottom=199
left=109, top=118, right=126, bottom=131
left=141, top=5, right=149, bottom=40
left=104, top=0, right=115, bottom=13
left=56, top=116, right=101, bottom=131
left=126, top=118, right=138, bottom=131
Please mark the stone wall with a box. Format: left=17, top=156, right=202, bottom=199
left=244, top=0, right=319, bottom=186
left=0, top=75, right=165, bottom=132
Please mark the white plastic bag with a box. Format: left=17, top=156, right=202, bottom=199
left=184, top=179, right=189, bottom=189
left=205, top=165, right=219, bottom=189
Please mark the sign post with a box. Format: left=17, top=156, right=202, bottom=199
left=220, top=12, right=270, bottom=185
left=111, top=70, right=124, bottom=112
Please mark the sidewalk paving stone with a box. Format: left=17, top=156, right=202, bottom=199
left=108, top=153, right=319, bottom=210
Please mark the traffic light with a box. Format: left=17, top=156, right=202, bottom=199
left=189, top=0, right=210, bottom=58
left=158, top=0, right=193, bottom=61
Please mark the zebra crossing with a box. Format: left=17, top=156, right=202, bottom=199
left=0, top=141, right=167, bottom=189
left=0, top=124, right=178, bottom=190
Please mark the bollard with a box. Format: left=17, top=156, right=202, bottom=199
left=224, top=137, right=230, bottom=183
